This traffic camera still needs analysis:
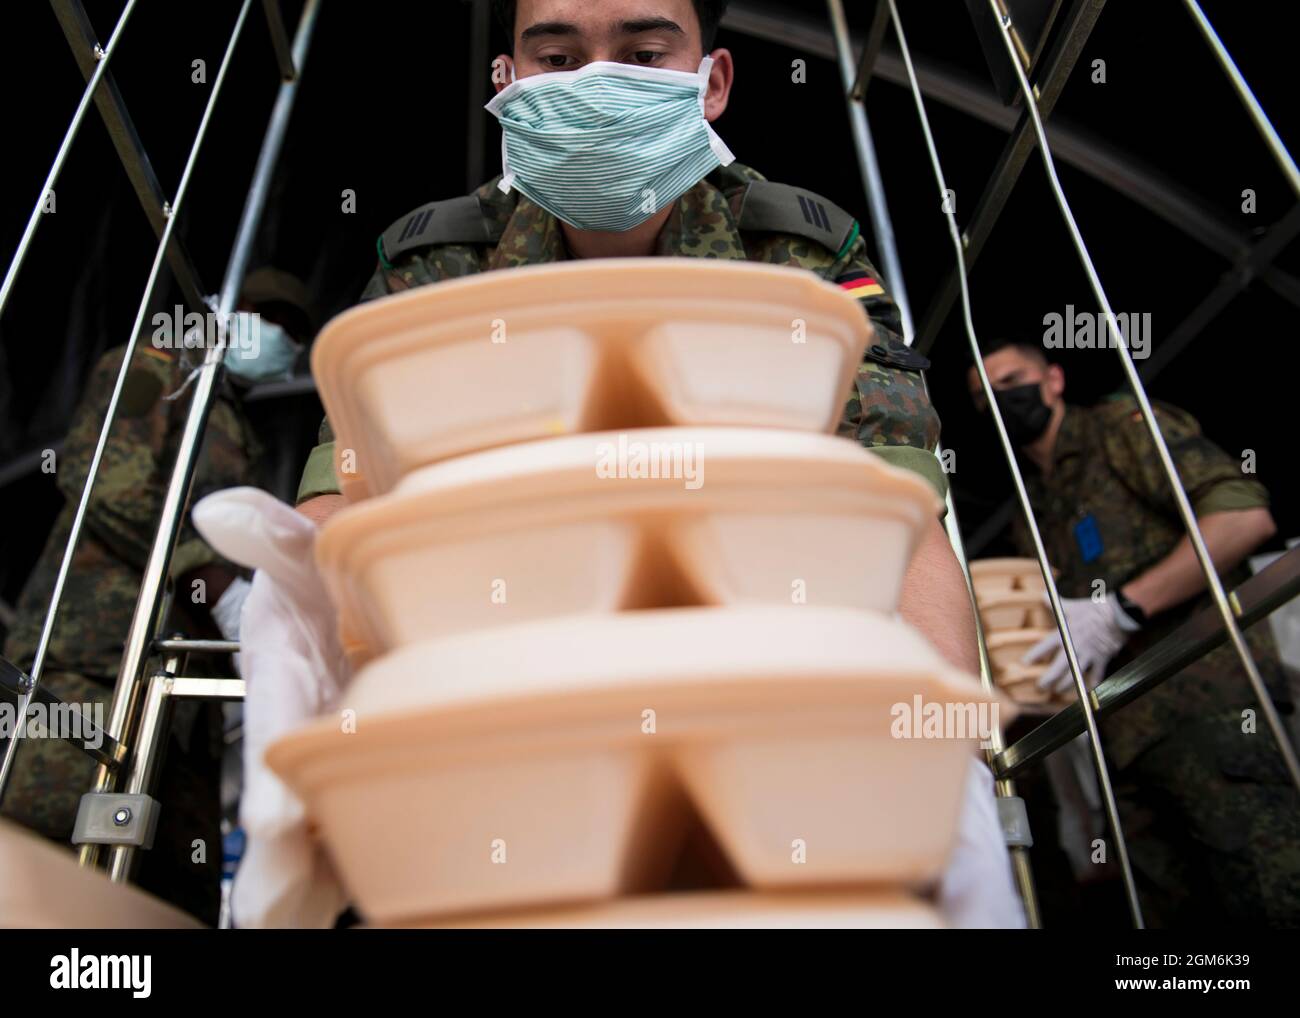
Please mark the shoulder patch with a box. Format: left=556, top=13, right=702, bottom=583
left=835, top=268, right=885, bottom=299
left=379, top=196, right=505, bottom=266
left=736, top=181, right=856, bottom=255
left=863, top=335, right=930, bottom=372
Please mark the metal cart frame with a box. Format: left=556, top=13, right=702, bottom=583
left=1, top=0, right=1296, bottom=930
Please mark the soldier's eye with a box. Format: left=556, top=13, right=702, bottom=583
left=541, top=54, right=576, bottom=69
left=629, top=50, right=663, bottom=64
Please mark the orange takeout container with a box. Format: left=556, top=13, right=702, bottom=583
left=310, top=260, right=876, bottom=499
left=266, top=606, right=1009, bottom=924
left=316, top=428, right=939, bottom=654
left=400, top=890, right=944, bottom=929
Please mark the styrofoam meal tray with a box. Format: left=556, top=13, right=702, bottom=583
left=266, top=606, right=1008, bottom=924
left=991, top=663, right=1057, bottom=707
left=976, top=590, right=1053, bottom=632
left=970, top=558, right=1049, bottom=598
left=392, top=890, right=944, bottom=929
left=316, top=428, right=940, bottom=654
left=310, top=259, right=876, bottom=499
left=985, top=628, right=1052, bottom=670
left=993, top=661, right=1050, bottom=686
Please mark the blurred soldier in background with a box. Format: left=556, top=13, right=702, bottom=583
left=971, top=337, right=1300, bottom=928
left=0, top=267, right=314, bottom=924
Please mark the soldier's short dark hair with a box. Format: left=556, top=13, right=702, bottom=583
left=980, top=336, right=1051, bottom=366
left=491, top=1, right=729, bottom=52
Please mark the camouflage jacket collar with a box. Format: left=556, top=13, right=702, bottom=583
left=1025, top=403, right=1088, bottom=506
left=1050, top=403, right=1090, bottom=471
left=486, top=166, right=754, bottom=271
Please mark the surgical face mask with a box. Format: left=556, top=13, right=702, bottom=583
left=485, top=56, right=735, bottom=233
left=223, top=314, right=301, bottom=385
left=993, top=383, right=1053, bottom=446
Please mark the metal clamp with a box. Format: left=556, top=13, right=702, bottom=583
left=997, top=795, right=1034, bottom=848
left=71, top=792, right=159, bottom=849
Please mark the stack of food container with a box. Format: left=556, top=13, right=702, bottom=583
left=969, top=558, right=1069, bottom=708
left=266, top=259, right=1006, bottom=928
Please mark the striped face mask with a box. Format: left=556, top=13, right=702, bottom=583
left=485, top=56, right=735, bottom=233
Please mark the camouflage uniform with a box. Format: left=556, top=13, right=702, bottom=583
left=1, top=342, right=260, bottom=923
left=1016, top=394, right=1299, bottom=927
left=296, top=162, right=943, bottom=503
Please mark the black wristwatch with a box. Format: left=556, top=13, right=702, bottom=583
left=1116, top=589, right=1150, bottom=629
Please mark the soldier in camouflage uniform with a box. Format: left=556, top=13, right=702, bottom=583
left=288, top=0, right=994, bottom=906
left=971, top=337, right=1299, bottom=927
left=1, top=268, right=313, bottom=922
left=296, top=0, right=944, bottom=511
left=296, top=159, right=942, bottom=506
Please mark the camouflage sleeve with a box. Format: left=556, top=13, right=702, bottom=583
left=1100, top=397, right=1269, bottom=518
left=827, top=234, right=946, bottom=504
left=297, top=414, right=339, bottom=504
left=297, top=265, right=388, bottom=503
left=58, top=345, right=257, bottom=576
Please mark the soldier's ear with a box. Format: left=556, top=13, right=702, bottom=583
left=492, top=54, right=515, bottom=92
left=967, top=364, right=989, bottom=411
left=703, top=49, right=733, bottom=123
left=1045, top=363, right=1066, bottom=401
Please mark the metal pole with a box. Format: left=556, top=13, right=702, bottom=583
left=49, top=0, right=210, bottom=315
left=90, top=0, right=323, bottom=881
left=826, top=0, right=914, bottom=339
left=850, top=0, right=890, bottom=102
left=1183, top=0, right=1300, bottom=199
left=0, top=0, right=257, bottom=811
left=261, top=0, right=297, bottom=81
left=0, top=0, right=138, bottom=320
left=889, top=0, right=1145, bottom=927
left=988, top=0, right=1300, bottom=795
left=911, top=0, right=1107, bottom=355
left=465, top=0, right=490, bottom=192
left=829, top=0, right=1041, bottom=924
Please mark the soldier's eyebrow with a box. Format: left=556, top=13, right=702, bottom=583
left=618, top=18, right=685, bottom=37
left=520, top=18, right=685, bottom=43
left=520, top=21, right=581, bottom=42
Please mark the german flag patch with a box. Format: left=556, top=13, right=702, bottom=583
left=836, top=269, right=884, bottom=299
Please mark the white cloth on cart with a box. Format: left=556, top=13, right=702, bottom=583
left=193, top=487, right=348, bottom=929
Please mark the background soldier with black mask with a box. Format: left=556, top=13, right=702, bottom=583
left=970, top=337, right=1300, bottom=928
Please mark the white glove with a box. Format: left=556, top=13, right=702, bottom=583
left=936, top=759, right=1027, bottom=928
left=1023, top=594, right=1139, bottom=695
left=192, top=487, right=350, bottom=928
left=210, top=576, right=252, bottom=641
left=210, top=576, right=252, bottom=677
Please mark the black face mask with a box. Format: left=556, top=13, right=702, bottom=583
left=993, top=383, right=1052, bottom=446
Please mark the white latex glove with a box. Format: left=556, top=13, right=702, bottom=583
left=937, top=759, right=1027, bottom=928
left=192, top=487, right=349, bottom=929
left=210, top=576, right=252, bottom=641
left=1023, top=594, right=1138, bottom=695
left=210, top=576, right=252, bottom=676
